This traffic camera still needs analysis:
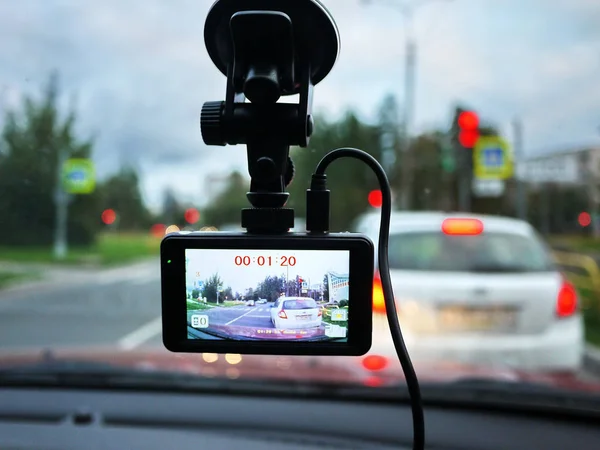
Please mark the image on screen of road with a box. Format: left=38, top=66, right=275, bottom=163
left=185, top=249, right=350, bottom=341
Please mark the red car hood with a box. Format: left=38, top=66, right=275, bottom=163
left=0, top=347, right=599, bottom=393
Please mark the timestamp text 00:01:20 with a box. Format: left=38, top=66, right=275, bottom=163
left=234, top=256, right=296, bottom=267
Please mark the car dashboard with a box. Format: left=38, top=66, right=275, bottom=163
left=1, top=387, right=599, bottom=449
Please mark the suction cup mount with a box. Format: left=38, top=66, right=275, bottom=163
left=200, top=0, right=340, bottom=233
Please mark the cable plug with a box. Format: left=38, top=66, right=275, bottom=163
left=306, top=173, right=330, bottom=233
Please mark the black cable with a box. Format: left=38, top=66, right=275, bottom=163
left=308, top=147, right=425, bottom=450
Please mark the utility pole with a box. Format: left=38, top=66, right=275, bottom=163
left=361, top=0, right=453, bottom=211
left=457, top=142, right=471, bottom=212
left=53, top=147, right=69, bottom=260
left=399, top=36, right=416, bottom=210
left=513, top=118, right=528, bottom=221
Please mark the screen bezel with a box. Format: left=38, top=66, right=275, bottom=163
left=161, top=232, right=373, bottom=356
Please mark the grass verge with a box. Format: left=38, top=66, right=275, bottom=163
left=574, top=287, right=600, bottom=347
left=0, top=233, right=160, bottom=267
left=0, top=270, right=43, bottom=290
left=0, top=272, right=29, bottom=289
left=549, top=235, right=600, bottom=253
left=186, top=300, right=214, bottom=311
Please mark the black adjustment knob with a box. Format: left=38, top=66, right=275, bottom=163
left=284, top=156, right=295, bottom=187
left=200, top=101, right=226, bottom=146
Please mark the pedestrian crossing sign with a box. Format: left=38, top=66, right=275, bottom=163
left=473, top=136, right=513, bottom=180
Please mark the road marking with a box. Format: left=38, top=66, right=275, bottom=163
left=117, top=316, right=162, bottom=350
left=225, top=308, right=255, bottom=326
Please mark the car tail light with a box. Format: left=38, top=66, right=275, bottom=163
left=441, top=218, right=484, bottom=236
left=556, top=278, right=577, bottom=318
left=373, top=271, right=386, bottom=314
left=278, top=310, right=288, bottom=319
left=318, top=308, right=322, bottom=317
left=362, top=354, right=388, bottom=371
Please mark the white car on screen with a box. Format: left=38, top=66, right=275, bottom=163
left=355, top=211, right=584, bottom=372
left=271, top=297, right=323, bottom=330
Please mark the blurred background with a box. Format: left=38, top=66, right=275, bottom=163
left=1, top=0, right=600, bottom=354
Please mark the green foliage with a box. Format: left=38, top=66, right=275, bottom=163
left=191, top=288, right=200, bottom=299
left=287, top=111, right=382, bottom=231
left=255, top=275, right=286, bottom=302
left=201, top=273, right=224, bottom=303
left=98, top=166, right=152, bottom=230
left=222, top=286, right=233, bottom=300
left=322, top=274, right=329, bottom=302
left=0, top=73, right=101, bottom=246
left=338, top=299, right=348, bottom=308
left=201, top=171, right=248, bottom=227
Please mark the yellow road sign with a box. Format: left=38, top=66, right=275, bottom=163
left=473, top=136, right=513, bottom=180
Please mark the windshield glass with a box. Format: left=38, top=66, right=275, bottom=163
left=283, top=299, right=318, bottom=310
left=388, top=232, right=555, bottom=272
left=2, top=0, right=600, bottom=409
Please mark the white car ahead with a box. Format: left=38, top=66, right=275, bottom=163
left=271, top=297, right=322, bottom=330
left=355, top=211, right=584, bottom=373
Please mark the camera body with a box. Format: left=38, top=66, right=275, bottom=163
left=161, top=232, right=373, bottom=356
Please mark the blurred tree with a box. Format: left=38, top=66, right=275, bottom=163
left=97, top=165, right=151, bottom=230
left=288, top=111, right=382, bottom=231
left=409, top=131, right=447, bottom=211
left=256, top=275, right=286, bottom=301
left=0, top=72, right=101, bottom=246
left=222, top=286, right=233, bottom=300
left=201, top=273, right=223, bottom=303
left=159, top=187, right=187, bottom=226
left=284, top=279, right=297, bottom=296
left=202, top=171, right=248, bottom=227
left=322, top=274, right=329, bottom=302
left=191, top=289, right=200, bottom=299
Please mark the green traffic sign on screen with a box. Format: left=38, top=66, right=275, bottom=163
left=62, top=158, right=96, bottom=194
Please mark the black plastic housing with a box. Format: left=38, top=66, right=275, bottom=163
left=161, top=232, right=374, bottom=356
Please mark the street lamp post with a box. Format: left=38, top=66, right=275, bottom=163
left=361, top=0, right=452, bottom=210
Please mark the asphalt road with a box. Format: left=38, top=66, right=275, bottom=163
left=0, top=260, right=164, bottom=351
left=191, top=305, right=275, bottom=329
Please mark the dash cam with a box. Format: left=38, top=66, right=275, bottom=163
left=161, top=0, right=374, bottom=356
left=161, top=233, right=373, bottom=356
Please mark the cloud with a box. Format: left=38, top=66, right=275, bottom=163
left=1, top=0, right=599, bottom=209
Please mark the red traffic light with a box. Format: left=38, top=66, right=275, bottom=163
left=368, top=190, right=382, bottom=208
left=458, top=130, right=479, bottom=148
left=184, top=208, right=200, bottom=224
left=101, top=209, right=116, bottom=225
left=458, top=111, right=479, bottom=130
left=457, top=110, right=480, bottom=148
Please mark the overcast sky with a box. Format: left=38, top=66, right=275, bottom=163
left=1, top=0, right=599, bottom=210
left=186, top=249, right=349, bottom=293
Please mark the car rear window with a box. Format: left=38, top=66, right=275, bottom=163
left=283, top=299, right=317, bottom=309
left=387, top=231, right=556, bottom=273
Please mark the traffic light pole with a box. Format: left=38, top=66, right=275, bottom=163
left=457, top=143, right=471, bottom=212
left=399, top=37, right=416, bottom=211
left=513, top=118, right=528, bottom=221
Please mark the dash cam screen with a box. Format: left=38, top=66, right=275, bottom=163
left=185, top=249, right=350, bottom=342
